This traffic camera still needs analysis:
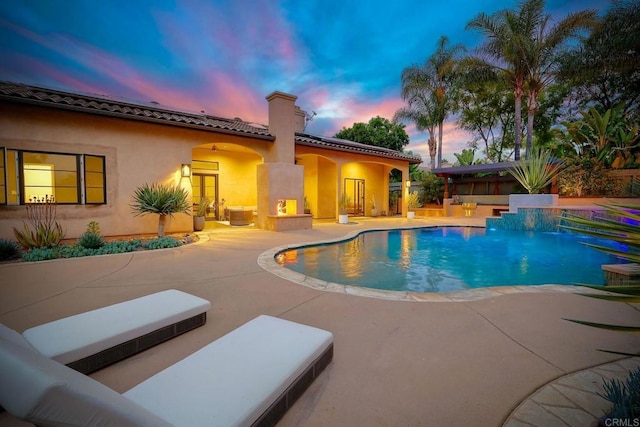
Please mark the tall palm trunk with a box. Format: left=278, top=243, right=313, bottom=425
left=526, top=88, right=539, bottom=158
left=437, top=121, right=444, bottom=167
left=514, top=80, right=524, bottom=161
left=158, top=214, right=167, bottom=237
left=428, top=135, right=437, bottom=170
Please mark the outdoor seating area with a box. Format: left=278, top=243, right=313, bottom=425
left=0, top=290, right=334, bottom=427
left=18, top=289, right=210, bottom=374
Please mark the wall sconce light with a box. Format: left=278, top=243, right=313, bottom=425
left=405, top=180, right=411, bottom=188
left=181, top=163, right=191, bottom=177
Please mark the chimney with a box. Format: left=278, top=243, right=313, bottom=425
left=294, top=106, right=306, bottom=133
left=266, top=91, right=297, bottom=164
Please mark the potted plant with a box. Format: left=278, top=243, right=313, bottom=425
left=131, top=183, right=191, bottom=237
left=193, top=198, right=208, bottom=231
left=304, top=196, right=312, bottom=215
left=338, top=193, right=350, bottom=224
left=370, top=195, right=378, bottom=217
left=406, top=191, right=420, bottom=219
left=507, top=149, right=564, bottom=213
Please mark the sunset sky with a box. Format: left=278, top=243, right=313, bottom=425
left=0, top=0, right=610, bottom=163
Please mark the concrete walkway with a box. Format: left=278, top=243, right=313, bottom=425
left=1, top=216, right=638, bottom=426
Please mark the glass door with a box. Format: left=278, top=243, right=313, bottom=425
left=344, top=178, right=365, bottom=216
left=193, top=174, right=219, bottom=220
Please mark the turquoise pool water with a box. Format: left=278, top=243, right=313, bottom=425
left=276, top=227, right=624, bottom=293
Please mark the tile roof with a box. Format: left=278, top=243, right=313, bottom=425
left=0, top=81, right=422, bottom=164
left=0, top=82, right=274, bottom=140
left=296, top=133, right=422, bottom=164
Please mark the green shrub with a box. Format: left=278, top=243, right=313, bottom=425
left=421, top=173, right=444, bottom=205
left=142, top=237, right=181, bottom=250
left=22, top=239, right=145, bottom=262
left=599, top=367, right=640, bottom=420
left=78, top=232, right=105, bottom=249
left=86, top=221, right=101, bottom=235
left=557, top=157, right=625, bottom=196
left=0, top=238, right=21, bottom=261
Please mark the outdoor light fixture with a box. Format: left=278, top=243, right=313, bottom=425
left=181, top=163, right=191, bottom=177
left=405, top=180, right=411, bottom=188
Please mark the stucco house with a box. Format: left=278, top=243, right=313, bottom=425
left=0, top=82, right=421, bottom=239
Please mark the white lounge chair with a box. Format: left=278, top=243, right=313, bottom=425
left=4, top=289, right=210, bottom=374
left=0, top=315, right=334, bottom=427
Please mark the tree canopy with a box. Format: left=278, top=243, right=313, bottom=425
left=334, top=116, right=410, bottom=152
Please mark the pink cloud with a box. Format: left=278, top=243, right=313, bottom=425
left=201, top=71, right=267, bottom=123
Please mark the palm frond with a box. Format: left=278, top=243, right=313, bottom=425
left=563, top=319, right=640, bottom=333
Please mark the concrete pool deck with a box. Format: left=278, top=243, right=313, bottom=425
left=1, top=216, right=638, bottom=426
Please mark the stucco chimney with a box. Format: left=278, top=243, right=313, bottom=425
left=266, top=91, right=297, bottom=164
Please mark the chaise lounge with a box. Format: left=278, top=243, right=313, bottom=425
left=0, top=315, right=334, bottom=426
left=12, top=289, right=211, bottom=374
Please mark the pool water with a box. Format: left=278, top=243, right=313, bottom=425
left=276, top=227, right=624, bottom=293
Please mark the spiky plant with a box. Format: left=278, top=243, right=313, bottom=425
left=78, top=232, right=105, bottom=249
left=508, top=149, right=564, bottom=194
left=0, top=238, right=21, bottom=261
left=13, top=195, right=65, bottom=249
left=338, top=193, right=351, bottom=215
left=131, top=183, right=190, bottom=237
left=561, top=201, right=640, bottom=357
left=407, top=191, right=421, bottom=210
left=561, top=202, right=640, bottom=263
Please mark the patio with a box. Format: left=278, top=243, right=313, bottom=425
left=1, top=216, right=638, bottom=426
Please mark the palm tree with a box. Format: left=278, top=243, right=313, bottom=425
left=522, top=5, right=597, bottom=156
left=466, top=0, right=542, bottom=160
left=394, top=95, right=438, bottom=169
left=396, top=36, right=463, bottom=169
left=468, top=0, right=596, bottom=160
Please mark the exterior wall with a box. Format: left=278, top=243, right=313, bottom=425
left=192, top=146, right=261, bottom=208
left=0, top=90, right=420, bottom=240
left=300, top=156, right=319, bottom=217
left=0, top=102, right=271, bottom=239
left=317, top=157, right=337, bottom=218
left=295, top=144, right=411, bottom=218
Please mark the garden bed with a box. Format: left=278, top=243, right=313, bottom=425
left=2, top=233, right=199, bottom=264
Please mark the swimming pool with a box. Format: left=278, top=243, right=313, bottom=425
left=275, top=227, right=623, bottom=293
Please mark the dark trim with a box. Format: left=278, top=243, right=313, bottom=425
left=296, top=133, right=422, bottom=164
left=84, top=154, right=107, bottom=205
left=252, top=343, right=333, bottom=427
left=66, top=312, right=207, bottom=374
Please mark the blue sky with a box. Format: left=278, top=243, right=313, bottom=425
left=0, top=0, right=611, bottom=163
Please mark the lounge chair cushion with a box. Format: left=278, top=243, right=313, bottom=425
left=22, top=289, right=211, bottom=365
left=0, top=338, right=171, bottom=427
left=124, top=315, right=334, bottom=426
left=0, top=323, right=35, bottom=351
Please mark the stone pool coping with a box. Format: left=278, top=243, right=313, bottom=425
left=257, top=225, right=583, bottom=302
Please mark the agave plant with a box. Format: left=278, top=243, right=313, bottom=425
left=508, top=149, right=564, bottom=194
left=406, top=191, right=421, bottom=210
left=560, top=201, right=640, bottom=357
left=131, top=183, right=190, bottom=237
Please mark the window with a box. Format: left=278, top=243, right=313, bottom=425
left=84, top=155, right=106, bottom=204
left=0, top=149, right=106, bottom=205
left=0, top=148, right=5, bottom=204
